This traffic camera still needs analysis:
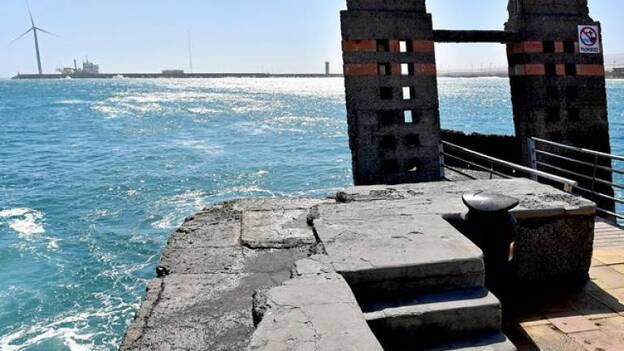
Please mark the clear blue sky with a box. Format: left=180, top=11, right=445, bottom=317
left=1, top=0, right=622, bottom=77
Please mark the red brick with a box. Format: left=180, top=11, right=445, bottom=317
left=557, top=64, right=566, bottom=76
left=389, top=40, right=401, bottom=53
left=510, top=64, right=546, bottom=76
left=391, top=63, right=402, bottom=76
left=414, top=64, right=437, bottom=76
left=343, top=63, right=377, bottom=76
left=342, top=40, right=376, bottom=52
left=413, top=40, right=434, bottom=53
left=578, top=64, right=605, bottom=77
left=555, top=41, right=565, bottom=53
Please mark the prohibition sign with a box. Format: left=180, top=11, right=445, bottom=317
left=579, top=26, right=598, bottom=47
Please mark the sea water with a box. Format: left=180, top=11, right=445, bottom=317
left=1, top=77, right=623, bottom=350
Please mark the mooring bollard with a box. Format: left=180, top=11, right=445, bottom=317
left=462, top=191, right=519, bottom=290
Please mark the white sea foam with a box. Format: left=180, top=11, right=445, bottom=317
left=57, top=99, right=85, bottom=105
left=0, top=300, right=138, bottom=351
left=0, top=208, right=31, bottom=218
left=0, top=208, right=45, bottom=236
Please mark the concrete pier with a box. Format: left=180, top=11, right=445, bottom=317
left=121, top=178, right=597, bottom=350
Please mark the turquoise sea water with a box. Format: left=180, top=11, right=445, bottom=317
left=1, top=77, right=623, bottom=350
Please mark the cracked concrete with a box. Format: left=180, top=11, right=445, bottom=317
left=121, top=179, right=595, bottom=350
left=249, top=274, right=383, bottom=351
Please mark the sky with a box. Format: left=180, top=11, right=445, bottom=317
left=1, top=0, right=623, bottom=77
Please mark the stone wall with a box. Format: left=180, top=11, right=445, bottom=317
left=341, top=0, right=442, bottom=185
left=505, top=0, right=614, bottom=211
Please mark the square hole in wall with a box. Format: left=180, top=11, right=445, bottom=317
left=545, top=63, right=557, bottom=77
left=402, top=87, right=413, bottom=100
left=377, top=39, right=390, bottom=52
left=565, top=63, right=577, bottom=76
left=568, top=108, right=580, bottom=122
left=546, top=107, right=561, bottom=122
left=381, top=135, right=397, bottom=150
left=399, top=40, right=413, bottom=53
left=401, top=63, right=412, bottom=76
left=404, top=134, right=421, bottom=148
left=378, top=63, right=392, bottom=76
left=404, top=110, right=414, bottom=124
left=380, top=87, right=393, bottom=100
left=379, top=111, right=396, bottom=126
left=564, top=41, right=576, bottom=54
left=543, top=40, right=555, bottom=53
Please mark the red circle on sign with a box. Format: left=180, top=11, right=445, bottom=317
left=580, top=27, right=598, bottom=46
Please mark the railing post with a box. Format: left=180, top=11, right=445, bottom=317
left=591, top=154, right=599, bottom=201
left=527, top=137, right=538, bottom=181
left=439, top=142, right=446, bottom=179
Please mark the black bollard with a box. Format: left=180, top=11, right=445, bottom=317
left=462, top=191, right=519, bottom=292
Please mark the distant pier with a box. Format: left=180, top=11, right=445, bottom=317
left=11, top=73, right=344, bottom=80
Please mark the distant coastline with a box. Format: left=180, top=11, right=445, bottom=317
left=8, top=72, right=624, bottom=80
left=11, top=73, right=344, bottom=80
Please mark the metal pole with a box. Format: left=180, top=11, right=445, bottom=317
left=527, top=138, right=538, bottom=181
left=591, top=154, right=599, bottom=201
left=439, top=142, right=446, bottom=179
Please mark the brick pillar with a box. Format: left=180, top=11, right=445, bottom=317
left=506, top=0, right=614, bottom=213
left=341, top=0, right=442, bottom=185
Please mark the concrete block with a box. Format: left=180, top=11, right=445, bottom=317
left=166, top=206, right=241, bottom=249
left=249, top=274, right=383, bottom=351
left=242, top=209, right=316, bottom=249
left=122, top=273, right=279, bottom=351
left=314, top=211, right=484, bottom=298
left=424, top=333, right=517, bottom=351
left=365, top=288, right=502, bottom=344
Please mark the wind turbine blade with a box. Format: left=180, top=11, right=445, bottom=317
left=10, top=28, right=34, bottom=44
left=35, top=27, right=57, bottom=36
left=26, top=0, right=35, bottom=27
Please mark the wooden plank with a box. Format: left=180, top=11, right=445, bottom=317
left=593, top=247, right=624, bottom=265
left=521, top=324, right=585, bottom=351
left=547, top=315, right=600, bottom=333
left=568, top=330, right=624, bottom=351
left=589, top=267, right=624, bottom=290
left=593, top=316, right=624, bottom=346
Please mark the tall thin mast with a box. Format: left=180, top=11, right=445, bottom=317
left=187, top=31, right=194, bottom=74
left=33, top=28, right=42, bottom=75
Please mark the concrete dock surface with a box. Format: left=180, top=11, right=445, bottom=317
left=119, top=178, right=624, bottom=350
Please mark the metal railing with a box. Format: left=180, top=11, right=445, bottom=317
left=439, top=140, right=578, bottom=192
left=529, top=137, right=623, bottom=220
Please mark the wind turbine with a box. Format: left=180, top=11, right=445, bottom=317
left=11, top=1, right=54, bottom=75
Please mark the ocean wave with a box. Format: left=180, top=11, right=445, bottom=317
left=56, top=100, right=86, bottom=105
left=0, top=300, right=138, bottom=351
left=0, top=208, right=45, bottom=236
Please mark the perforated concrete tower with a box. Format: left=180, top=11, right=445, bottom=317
left=341, top=0, right=442, bottom=185
left=506, top=0, right=610, bottom=155
left=506, top=0, right=614, bottom=211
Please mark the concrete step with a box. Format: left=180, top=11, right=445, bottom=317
left=364, top=288, right=503, bottom=349
left=424, top=332, right=517, bottom=351
left=313, top=212, right=486, bottom=304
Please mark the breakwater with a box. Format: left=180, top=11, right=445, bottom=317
left=11, top=73, right=344, bottom=80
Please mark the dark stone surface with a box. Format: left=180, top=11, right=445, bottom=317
left=120, top=199, right=322, bottom=351
left=122, top=180, right=595, bottom=350
left=341, top=0, right=442, bottom=186
left=505, top=0, right=614, bottom=213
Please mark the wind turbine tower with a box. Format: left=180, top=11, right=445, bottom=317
left=12, top=1, right=54, bottom=75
